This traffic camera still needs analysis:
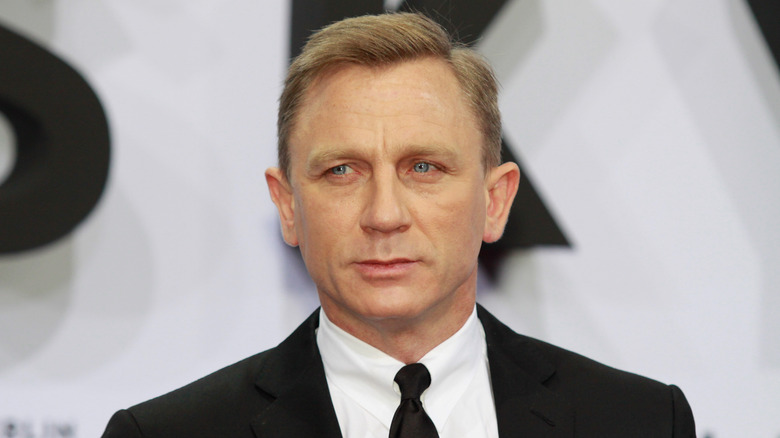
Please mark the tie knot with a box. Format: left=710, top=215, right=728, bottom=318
left=394, top=363, right=432, bottom=400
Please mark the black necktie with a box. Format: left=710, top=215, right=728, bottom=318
left=389, top=363, right=439, bottom=438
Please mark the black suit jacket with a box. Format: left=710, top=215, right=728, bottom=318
left=103, top=305, right=695, bottom=437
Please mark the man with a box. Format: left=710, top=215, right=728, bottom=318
left=103, top=12, right=695, bottom=437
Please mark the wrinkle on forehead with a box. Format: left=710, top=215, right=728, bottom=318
left=289, top=58, right=482, bottom=179
left=295, top=59, right=466, bottom=128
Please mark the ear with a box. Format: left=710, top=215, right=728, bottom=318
left=483, top=162, right=520, bottom=243
left=265, top=167, right=299, bottom=246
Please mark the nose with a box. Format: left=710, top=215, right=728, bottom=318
left=360, top=169, right=411, bottom=234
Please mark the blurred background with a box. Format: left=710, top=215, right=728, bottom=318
left=1, top=1, right=778, bottom=436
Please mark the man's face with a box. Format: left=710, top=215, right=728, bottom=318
left=267, top=58, right=515, bottom=330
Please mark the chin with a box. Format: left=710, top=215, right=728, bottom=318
left=354, top=295, right=437, bottom=322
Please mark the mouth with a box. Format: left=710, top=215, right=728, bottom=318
left=353, top=258, right=418, bottom=278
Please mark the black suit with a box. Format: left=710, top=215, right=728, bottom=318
left=103, top=305, right=695, bottom=437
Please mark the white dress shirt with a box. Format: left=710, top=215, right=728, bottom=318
left=316, top=307, right=499, bottom=438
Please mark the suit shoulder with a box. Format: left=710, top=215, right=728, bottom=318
left=119, top=348, right=277, bottom=437
left=477, top=306, right=695, bottom=435
left=529, top=336, right=667, bottom=389
left=522, top=335, right=694, bottom=435
left=142, top=348, right=273, bottom=404
left=479, top=305, right=673, bottom=394
left=107, top=311, right=324, bottom=437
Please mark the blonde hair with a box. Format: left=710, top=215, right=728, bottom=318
left=278, top=12, right=501, bottom=177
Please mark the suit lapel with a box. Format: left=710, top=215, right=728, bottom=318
left=478, top=305, right=574, bottom=437
left=250, top=311, right=342, bottom=438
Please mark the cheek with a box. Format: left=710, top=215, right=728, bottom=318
left=421, top=189, right=486, bottom=242
left=295, top=193, right=357, bottom=247
left=441, top=183, right=486, bottom=220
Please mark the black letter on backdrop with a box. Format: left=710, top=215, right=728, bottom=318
left=0, top=24, right=110, bottom=253
left=290, top=0, right=570, bottom=278
left=745, top=0, right=780, bottom=70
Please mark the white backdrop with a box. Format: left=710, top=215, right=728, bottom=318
left=1, top=1, right=779, bottom=437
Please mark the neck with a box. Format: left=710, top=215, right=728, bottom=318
left=319, top=281, right=476, bottom=364
left=364, top=308, right=473, bottom=363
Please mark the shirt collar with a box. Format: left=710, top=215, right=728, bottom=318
left=316, top=306, right=487, bottom=430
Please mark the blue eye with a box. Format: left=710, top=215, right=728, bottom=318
left=331, top=165, right=349, bottom=175
left=413, top=162, right=431, bottom=173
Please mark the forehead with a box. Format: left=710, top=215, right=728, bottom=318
left=289, top=58, right=480, bottom=160
left=305, top=58, right=462, bottom=115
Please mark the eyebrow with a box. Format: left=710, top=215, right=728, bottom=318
left=305, top=143, right=460, bottom=174
left=304, top=147, right=367, bottom=175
